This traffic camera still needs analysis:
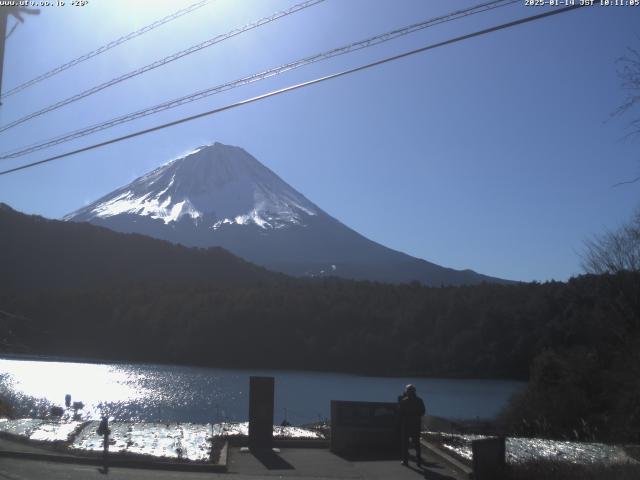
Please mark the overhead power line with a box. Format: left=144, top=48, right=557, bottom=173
left=0, top=0, right=325, bottom=134
left=0, top=3, right=587, bottom=178
left=0, top=0, right=518, bottom=159
left=0, top=7, right=40, bottom=105
left=0, top=0, right=213, bottom=100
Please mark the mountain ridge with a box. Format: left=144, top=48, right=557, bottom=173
left=0, top=202, right=279, bottom=292
left=66, top=142, right=512, bottom=286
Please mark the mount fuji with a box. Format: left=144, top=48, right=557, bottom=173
left=66, top=142, right=507, bottom=286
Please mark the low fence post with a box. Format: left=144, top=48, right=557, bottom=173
left=472, top=436, right=505, bottom=480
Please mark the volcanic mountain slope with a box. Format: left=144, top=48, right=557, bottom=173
left=66, top=142, right=508, bottom=286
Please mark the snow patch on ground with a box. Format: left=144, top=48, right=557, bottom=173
left=425, top=432, right=637, bottom=465
left=72, top=421, right=213, bottom=462
left=215, top=421, right=324, bottom=439
left=0, top=418, right=323, bottom=462
left=0, top=418, right=83, bottom=442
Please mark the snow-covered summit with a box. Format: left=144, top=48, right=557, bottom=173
left=66, top=142, right=318, bottom=230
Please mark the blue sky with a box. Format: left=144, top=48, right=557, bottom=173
left=0, top=0, right=638, bottom=282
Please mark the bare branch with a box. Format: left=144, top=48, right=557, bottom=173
left=611, top=45, right=640, bottom=136
left=613, top=174, right=640, bottom=187
left=582, top=209, right=640, bottom=274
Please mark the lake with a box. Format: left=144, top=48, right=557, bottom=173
left=0, top=357, right=525, bottom=424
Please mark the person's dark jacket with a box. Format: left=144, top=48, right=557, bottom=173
left=97, top=418, right=110, bottom=437
left=398, top=393, right=426, bottom=435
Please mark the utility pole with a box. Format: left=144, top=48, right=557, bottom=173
left=0, top=10, right=7, bottom=104
left=0, top=7, right=40, bottom=106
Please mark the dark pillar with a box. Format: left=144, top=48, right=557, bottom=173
left=472, top=436, right=506, bottom=480
left=0, top=12, right=7, bottom=102
left=248, top=376, right=274, bottom=449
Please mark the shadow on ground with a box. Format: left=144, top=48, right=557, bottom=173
left=250, top=448, right=295, bottom=470
left=335, top=451, right=400, bottom=462
left=401, top=461, right=459, bottom=480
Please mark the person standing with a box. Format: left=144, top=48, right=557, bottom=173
left=97, top=416, right=111, bottom=473
left=398, top=384, right=426, bottom=467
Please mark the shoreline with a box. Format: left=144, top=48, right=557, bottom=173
left=0, top=352, right=529, bottom=384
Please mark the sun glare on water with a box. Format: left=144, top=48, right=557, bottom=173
left=0, top=359, right=152, bottom=418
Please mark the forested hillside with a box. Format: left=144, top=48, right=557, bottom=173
left=0, top=203, right=279, bottom=292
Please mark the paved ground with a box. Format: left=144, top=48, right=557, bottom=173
left=227, top=446, right=465, bottom=479
left=0, top=438, right=55, bottom=455
left=0, top=436, right=467, bottom=479
left=0, top=459, right=215, bottom=480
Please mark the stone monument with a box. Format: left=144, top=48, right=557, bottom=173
left=248, top=376, right=274, bottom=449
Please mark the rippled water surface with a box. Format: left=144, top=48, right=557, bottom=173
left=0, top=357, right=525, bottom=423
